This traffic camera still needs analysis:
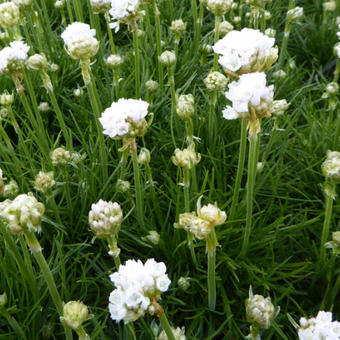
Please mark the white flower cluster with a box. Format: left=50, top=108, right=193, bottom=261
left=0, top=2, right=20, bottom=28
left=322, top=151, right=340, bottom=184
left=298, top=311, right=340, bottom=340
left=213, top=28, right=277, bottom=74
left=246, top=294, right=275, bottom=329
left=61, top=22, right=99, bottom=60
left=222, top=72, right=274, bottom=121
left=109, top=0, right=144, bottom=32
left=88, top=199, right=123, bottom=238
left=174, top=198, right=226, bottom=240
left=0, top=193, right=45, bottom=234
left=0, top=41, right=30, bottom=75
left=90, top=0, right=111, bottom=14
left=206, top=0, right=233, bottom=16
left=99, top=98, right=150, bottom=139
left=109, top=259, right=171, bottom=323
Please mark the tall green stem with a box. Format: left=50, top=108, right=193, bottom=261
left=168, top=65, right=177, bottom=148
left=145, top=163, right=162, bottom=224
left=229, top=120, right=247, bottom=221
left=24, top=232, right=73, bottom=340
left=208, top=91, right=217, bottom=148
left=159, top=312, right=176, bottom=340
left=207, top=228, right=218, bottom=310
left=133, top=29, right=141, bottom=99
left=191, top=0, right=199, bottom=54
left=213, top=16, right=221, bottom=70
left=320, top=183, right=335, bottom=262
left=66, top=0, right=74, bottom=22
left=73, top=0, right=84, bottom=21
left=105, top=12, right=115, bottom=54
left=132, top=142, right=144, bottom=228
left=0, top=307, right=27, bottom=340
left=241, top=132, right=258, bottom=256
left=153, top=3, right=163, bottom=91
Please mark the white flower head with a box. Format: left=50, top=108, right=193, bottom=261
left=204, top=71, right=226, bottom=91
left=172, top=148, right=201, bottom=170
left=0, top=41, right=30, bottom=75
left=34, top=171, right=56, bottom=193
left=88, top=199, right=123, bottom=238
left=109, top=0, right=144, bottom=32
left=207, top=0, right=233, bottom=16
left=61, top=22, right=99, bottom=60
left=322, top=150, right=340, bottom=184
left=287, top=6, right=304, bottom=22
left=61, top=301, right=92, bottom=331
left=223, top=72, right=274, bottom=121
left=213, top=28, right=277, bottom=74
left=0, top=2, right=20, bottom=28
left=99, top=98, right=150, bottom=139
left=108, top=259, right=171, bottom=323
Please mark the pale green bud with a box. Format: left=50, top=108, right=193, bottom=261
left=257, top=162, right=264, bottom=173
left=287, top=7, right=304, bottom=22
left=159, top=51, right=176, bottom=66
left=90, top=0, right=110, bottom=13
left=50, top=147, right=72, bottom=166
left=0, top=108, right=8, bottom=120
left=0, top=91, right=14, bottom=107
left=54, top=0, right=65, bottom=9
left=323, top=1, right=336, bottom=12
left=26, top=53, right=48, bottom=72
left=38, top=102, right=50, bottom=112
left=74, top=88, right=84, bottom=97
left=176, top=94, right=195, bottom=120
left=265, top=28, right=276, bottom=38
left=170, top=19, right=186, bottom=34
left=207, top=0, right=233, bottom=16
left=177, top=277, right=191, bottom=290
left=34, top=171, right=56, bottom=193
left=272, top=99, right=290, bottom=117
left=322, top=151, right=340, bottom=184
left=172, top=148, right=201, bottom=169
left=106, top=54, right=124, bottom=69
left=142, top=230, right=160, bottom=245
left=137, top=148, right=151, bottom=165
left=3, top=180, right=19, bottom=198
left=61, top=301, right=92, bottom=331
left=219, top=21, right=233, bottom=37
left=273, top=70, right=286, bottom=81
left=158, top=326, right=186, bottom=340
left=326, top=82, right=339, bottom=96
left=116, top=179, right=130, bottom=193
left=0, top=292, right=7, bottom=307
left=0, top=2, right=20, bottom=28
left=263, top=10, right=271, bottom=20
left=233, top=16, right=241, bottom=24
left=204, top=71, right=226, bottom=91
left=145, top=79, right=159, bottom=92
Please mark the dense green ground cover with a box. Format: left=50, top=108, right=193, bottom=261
left=0, top=0, right=339, bottom=338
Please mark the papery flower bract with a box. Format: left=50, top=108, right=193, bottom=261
left=61, top=22, right=99, bottom=60
left=0, top=41, right=30, bottom=75
left=0, top=193, right=45, bottom=234
left=213, top=28, right=277, bottom=74
left=0, top=2, right=20, bottom=28
left=99, top=98, right=150, bottom=139
left=88, top=199, right=123, bottom=238
left=108, top=259, right=171, bottom=323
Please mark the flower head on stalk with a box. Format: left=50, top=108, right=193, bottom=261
left=222, top=72, right=279, bottom=137
left=0, top=193, right=45, bottom=235
left=34, top=171, right=56, bottom=194
left=213, top=28, right=277, bottom=76
left=172, top=147, right=201, bottom=170
left=0, top=2, right=20, bottom=28
left=297, top=311, right=340, bottom=339
left=244, top=0, right=271, bottom=8
left=108, top=259, right=171, bottom=323
left=90, top=0, right=111, bottom=14
left=206, top=0, right=233, bottom=16
left=99, top=98, right=152, bottom=151
left=174, top=197, right=226, bottom=252
left=109, top=0, right=145, bottom=32
left=0, top=41, right=30, bottom=93
left=61, top=22, right=99, bottom=61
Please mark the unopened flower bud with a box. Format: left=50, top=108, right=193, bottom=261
left=12, top=0, right=32, bottom=8
left=204, top=71, right=226, bottom=91
left=207, top=0, right=233, bottom=16
left=54, top=0, right=65, bottom=9
left=90, top=0, right=111, bottom=14
left=159, top=51, right=176, bottom=66
left=158, top=326, right=186, bottom=340
left=219, top=21, right=233, bottom=36
left=27, top=53, right=48, bottom=72
left=233, top=16, right=241, bottom=24
left=177, top=277, right=191, bottom=291
left=0, top=32, right=10, bottom=41
left=322, top=150, right=340, bottom=184
left=0, top=108, right=8, bottom=119
left=50, top=147, right=72, bottom=166
left=326, top=82, right=339, bottom=96
left=202, top=44, right=213, bottom=54
left=0, top=91, right=14, bottom=107
left=197, top=202, right=226, bottom=227
left=176, top=94, right=195, bottom=120
left=0, top=2, right=20, bottom=28
left=61, top=301, right=92, bottom=331
left=287, top=6, right=304, bottom=22
left=145, top=79, right=159, bottom=92
left=170, top=19, right=186, bottom=34
left=38, top=102, right=50, bottom=112
left=49, top=63, right=59, bottom=72
left=172, top=148, right=201, bottom=169
left=138, top=148, right=151, bottom=165
left=288, top=59, right=296, bottom=70
left=142, top=230, right=160, bottom=245
left=263, top=10, right=271, bottom=20
left=74, top=88, right=84, bottom=97
left=116, top=179, right=130, bottom=193
left=34, top=171, right=56, bottom=193
left=273, top=70, right=286, bottom=81
left=3, top=180, right=19, bottom=198
left=0, top=292, right=7, bottom=307
left=246, top=293, right=276, bottom=329
left=257, top=162, right=264, bottom=173
left=272, top=99, right=290, bottom=117
left=323, top=1, right=336, bottom=12
left=265, top=28, right=276, bottom=38
left=89, top=199, right=123, bottom=238
left=325, top=231, right=340, bottom=255
left=106, top=54, right=123, bottom=69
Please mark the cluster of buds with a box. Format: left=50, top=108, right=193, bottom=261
left=286, top=7, right=304, bottom=24
left=246, top=287, right=278, bottom=339
left=106, top=54, right=124, bottom=70
left=158, top=326, right=186, bottom=340
left=0, top=193, right=45, bottom=235
left=0, top=2, right=20, bottom=28
left=88, top=199, right=123, bottom=257
left=174, top=197, right=226, bottom=251
left=34, top=171, right=56, bottom=194
left=325, top=231, right=340, bottom=255
left=61, top=301, right=92, bottom=339
left=204, top=71, right=226, bottom=92
left=176, top=94, right=195, bottom=120
left=206, top=0, right=233, bottom=16
left=50, top=147, right=85, bottom=166
left=172, top=147, right=201, bottom=170
left=170, top=19, right=186, bottom=43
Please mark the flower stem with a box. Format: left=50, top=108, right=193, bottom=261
left=168, top=65, right=177, bottom=148
left=73, top=0, right=84, bottom=22
left=24, top=232, right=73, bottom=340
left=213, top=16, right=221, bottom=71
left=133, top=29, right=141, bottom=99
left=207, top=230, right=217, bottom=310
left=191, top=0, right=199, bottom=54
left=76, top=326, right=89, bottom=340
left=131, top=141, right=144, bottom=228
left=229, top=120, right=247, bottom=221
left=208, top=91, right=217, bottom=148
left=153, top=3, right=163, bottom=92
left=105, top=12, right=115, bottom=54
left=159, top=312, right=176, bottom=340
left=333, top=59, right=340, bottom=83
left=320, top=183, right=335, bottom=263
left=241, top=132, right=258, bottom=256
left=65, top=0, right=74, bottom=23
left=0, top=307, right=27, bottom=340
